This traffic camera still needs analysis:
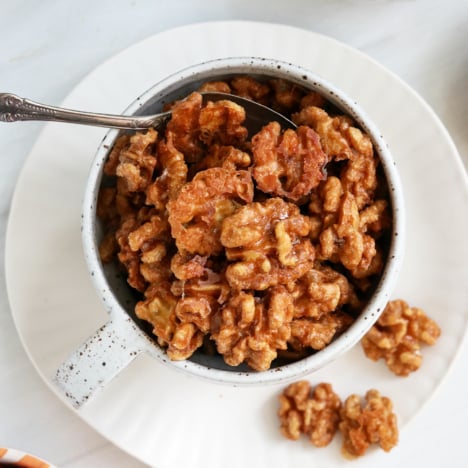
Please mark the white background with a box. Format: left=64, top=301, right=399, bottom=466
left=0, top=0, right=467, bottom=466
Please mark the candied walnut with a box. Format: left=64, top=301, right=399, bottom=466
left=278, top=380, right=310, bottom=440
left=293, top=107, right=351, bottom=160
left=318, top=192, right=365, bottom=269
left=300, top=91, right=326, bottom=110
left=221, top=198, right=314, bottom=290
left=166, top=92, right=203, bottom=162
left=308, top=176, right=343, bottom=240
left=103, top=134, right=130, bottom=176
left=230, top=76, right=271, bottom=105
left=383, top=335, right=422, bottom=376
left=307, top=383, right=341, bottom=447
left=171, top=270, right=230, bottom=334
left=136, top=282, right=178, bottom=344
left=171, top=269, right=230, bottom=307
left=317, top=190, right=382, bottom=278
left=359, top=199, right=391, bottom=235
left=193, top=144, right=251, bottom=172
left=174, top=297, right=213, bottom=334
left=199, top=99, right=248, bottom=146
left=319, top=224, right=360, bottom=270
left=350, top=241, right=383, bottom=280
left=198, top=80, right=231, bottom=94
left=137, top=250, right=171, bottom=284
left=339, top=390, right=398, bottom=458
left=307, top=383, right=342, bottom=447
left=168, top=322, right=204, bottom=360
left=405, top=306, right=441, bottom=345
left=115, top=129, right=158, bottom=192
left=141, top=242, right=170, bottom=266
left=269, top=79, right=304, bottom=112
left=99, top=230, right=118, bottom=263
left=252, top=122, right=327, bottom=201
left=341, top=152, right=378, bottom=210
left=112, top=177, right=146, bottom=217
left=139, top=260, right=171, bottom=285
left=168, top=168, right=254, bottom=256
left=362, top=300, right=410, bottom=354
left=289, top=265, right=360, bottom=319
left=96, top=186, right=118, bottom=224
left=170, top=251, right=207, bottom=280
left=309, top=176, right=344, bottom=217
left=309, top=177, right=385, bottom=279
left=311, top=174, right=387, bottom=238
left=145, top=131, right=188, bottom=210
left=127, top=214, right=169, bottom=252
left=211, top=287, right=293, bottom=371
left=361, top=299, right=441, bottom=376
left=113, top=207, right=171, bottom=292
left=278, top=381, right=341, bottom=447
left=320, top=177, right=344, bottom=212
left=115, top=216, right=147, bottom=292
left=289, top=312, right=354, bottom=351
left=293, top=106, right=373, bottom=161
left=136, top=283, right=205, bottom=360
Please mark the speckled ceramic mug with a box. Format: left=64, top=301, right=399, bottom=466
left=54, top=57, right=405, bottom=408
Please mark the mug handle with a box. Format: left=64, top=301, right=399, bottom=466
left=53, top=316, right=144, bottom=408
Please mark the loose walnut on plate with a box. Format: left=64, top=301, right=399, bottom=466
left=278, top=381, right=341, bottom=447
left=362, top=299, right=441, bottom=376
left=339, top=389, right=398, bottom=458
left=279, top=382, right=401, bottom=458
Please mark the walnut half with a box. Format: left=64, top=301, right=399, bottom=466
left=362, top=299, right=441, bottom=376
left=278, top=381, right=341, bottom=447
left=339, top=389, right=398, bottom=458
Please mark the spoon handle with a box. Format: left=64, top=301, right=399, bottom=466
left=0, top=93, right=164, bottom=129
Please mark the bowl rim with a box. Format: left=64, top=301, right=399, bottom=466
left=81, top=56, right=405, bottom=385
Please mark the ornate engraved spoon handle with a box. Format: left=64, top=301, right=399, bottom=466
left=0, top=93, right=166, bottom=130
left=0, top=91, right=296, bottom=133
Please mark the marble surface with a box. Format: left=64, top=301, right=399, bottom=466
left=0, top=1, right=467, bottom=466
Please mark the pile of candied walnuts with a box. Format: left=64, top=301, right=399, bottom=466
left=279, top=381, right=398, bottom=458
left=278, top=299, right=440, bottom=458
left=97, top=75, right=392, bottom=371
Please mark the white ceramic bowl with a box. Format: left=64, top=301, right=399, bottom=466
left=54, top=57, right=404, bottom=408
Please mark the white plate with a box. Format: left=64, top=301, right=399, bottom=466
left=6, top=21, right=468, bottom=468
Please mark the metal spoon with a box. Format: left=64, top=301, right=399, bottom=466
left=0, top=92, right=296, bottom=135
